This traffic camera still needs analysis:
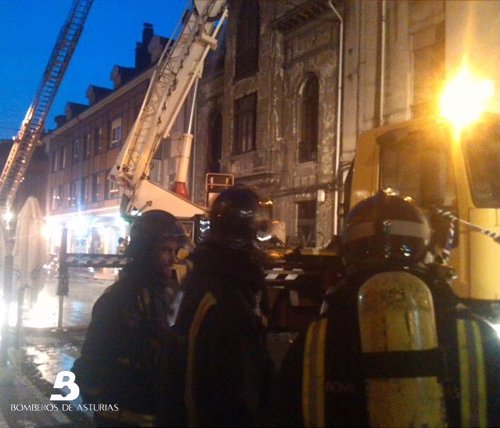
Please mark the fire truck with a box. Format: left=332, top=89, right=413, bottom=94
left=349, top=113, right=500, bottom=319
left=347, top=3, right=500, bottom=321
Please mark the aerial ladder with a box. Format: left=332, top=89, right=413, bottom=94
left=0, top=0, right=93, bottom=215
left=0, top=0, right=93, bottom=362
left=108, top=0, right=227, bottom=219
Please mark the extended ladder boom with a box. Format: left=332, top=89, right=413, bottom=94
left=109, top=0, right=227, bottom=197
left=0, top=0, right=93, bottom=211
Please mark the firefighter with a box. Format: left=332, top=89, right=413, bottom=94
left=160, top=186, right=274, bottom=427
left=72, top=210, right=192, bottom=427
left=272, top=189, right=500, bottom=427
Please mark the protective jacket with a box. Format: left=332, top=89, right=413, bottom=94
left=272, top=265, right=500, bottom=427
left=72, top=264, right=176, bottom=426
left=159, top=239, right=273, bottom=427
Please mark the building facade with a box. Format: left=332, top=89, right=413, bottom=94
left=43, top=24, right=193, bottom=255
left=191, top=0, right=448, bottom=247
left=44, top=1, right=494, bottom=251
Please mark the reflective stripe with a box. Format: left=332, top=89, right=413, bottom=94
left=303, top=318, right=328, bottom=428
left=185, top=292, right=217, bottom=428
left=343, top=220, right=429, bottom=242
left=343, top=221, right=375, bottom=242
left=457, top=319, right=487, bottom=428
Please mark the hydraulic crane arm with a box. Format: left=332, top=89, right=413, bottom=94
left=108, top=0, right=227, bottom=216
left=0, top=0, right=93, bottom=212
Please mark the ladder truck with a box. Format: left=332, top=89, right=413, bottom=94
left=0, top=0, right=93, bottom=359
left=108, top=0, right=227, bottom=221
left=0, top=0, right=93, bottom=217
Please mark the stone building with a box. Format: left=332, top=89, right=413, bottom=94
left=43, top=24, right=185, bottom=254
left=191, top=0, right=487, bottom=247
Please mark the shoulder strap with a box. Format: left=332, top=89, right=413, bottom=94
left=457, top=318, right=487, bottom=427
left=185, top=292, right=217, bottom=427
left=302, top=318, right=328, bottom=428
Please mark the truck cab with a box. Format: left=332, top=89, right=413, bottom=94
left=349, top=113, right=500, bottom=313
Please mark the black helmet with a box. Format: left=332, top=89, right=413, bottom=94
left=124, top=210, right=191, bottom=260
left=209, top=186, right=270, bottom=246
left=341, top=188, right=431, bottom=275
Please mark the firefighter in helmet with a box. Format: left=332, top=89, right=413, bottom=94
left=272, top=188, right=500, bottom=427
left=72, top=210, right=192, bottom=427
left=160, top=186, right=274, bottom=427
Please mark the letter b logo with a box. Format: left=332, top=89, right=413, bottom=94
left=50, top=371, right=80, bottom=401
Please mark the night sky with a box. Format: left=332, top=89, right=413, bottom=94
left=0, top=0, right=186, bottom=140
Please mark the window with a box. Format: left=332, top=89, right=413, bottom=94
left=149, top=159, right=162, bottom=184
left=71, top=139, right=80, bottom=164
left=233, top=93, right=257, bottom=154
left=51, top=150, right=58, bottom=172
left=462, top=123, right=500, bottom=208
left=59, top=145, right=67, bottom=170
left=59, top=184, right=66, bottom=208
left=105, top=171, right=120, bottom=200
left=94, top=126, right=102, bottom=154
left=51, top=187, right=61, bottom=210
left=411, top=23, right=445, bottom=117
left=235, top=0, right=259, bottom=79
left=297, top=200, right=317, bottom=247
left=299, top=75, right=319, bottom=163
left=92, top=172, right=105, bottom=202
left=110, top=117, right=122, bottom=148
left=207, top=112, right=222, bottom=173
left=379, top=125, right=454, bottom=207
left=69, top=181, right=78, bottom=207
left=80, top=177, right=92, bottom=205
left=83, top=133, right=92, bottom=159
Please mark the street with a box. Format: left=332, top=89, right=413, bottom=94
left=0, top=268, right=297, bottom=427
left=0, top=269, right=112, bottom=427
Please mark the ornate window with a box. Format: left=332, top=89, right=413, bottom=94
left=233, top=93, right=257, bottom=154
left=234, top=0, right=260, bottom=80
left=299, top=75, right=319, bottom=163
left=207, top=111, right=222, bottom=173
left=297, top=200, right=317, bottom=247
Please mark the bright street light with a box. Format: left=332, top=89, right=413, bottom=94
left=439, top=66, right=494, bottom=133
left=2, top=209, right=13, bottom=226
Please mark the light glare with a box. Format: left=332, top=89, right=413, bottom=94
left=440, top=67, right=494, bottom=132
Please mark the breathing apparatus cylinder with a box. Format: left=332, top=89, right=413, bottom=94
left=357, top=271, right=447, bottom=427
